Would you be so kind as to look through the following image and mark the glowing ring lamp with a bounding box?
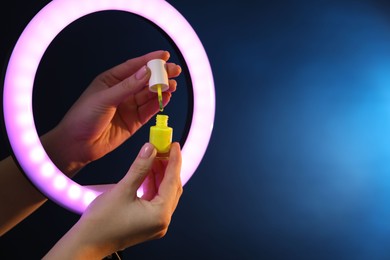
[3,0,215,214]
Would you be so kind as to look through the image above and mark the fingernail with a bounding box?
[139,143,154,158]
[164,51,170,60]
[135,65,148,80]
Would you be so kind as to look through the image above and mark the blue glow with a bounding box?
[204,1,390,259]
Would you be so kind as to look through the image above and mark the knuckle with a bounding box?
[177,185,183,197]
[96,72,118,86]
[153,212,171,231]
[154,228,168,239]
[119,77,132,90]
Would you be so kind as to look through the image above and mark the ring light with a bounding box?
[3,0,215,214]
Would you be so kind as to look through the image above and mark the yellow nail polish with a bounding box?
[149,114,173,158]
[157,84,164,112]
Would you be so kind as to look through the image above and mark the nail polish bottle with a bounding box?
[149,114,173,159]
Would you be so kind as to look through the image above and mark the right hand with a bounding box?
[71,142,183,258]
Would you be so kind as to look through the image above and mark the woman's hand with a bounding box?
[43,142,183,259]
[42,50,182,175]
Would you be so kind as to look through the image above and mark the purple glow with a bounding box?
[3,0,215,214]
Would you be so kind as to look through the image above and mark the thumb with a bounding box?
[119,143,156,195]
[102,65,150,106]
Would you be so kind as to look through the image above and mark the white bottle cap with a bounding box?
[147,59,169,92]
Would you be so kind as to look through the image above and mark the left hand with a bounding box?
[43,50,181,175]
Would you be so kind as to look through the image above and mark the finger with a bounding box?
[152,143,183,211]
[99,62,179,107]
[166,63,182,78]
[98,50,170,86]
[118,143,157,196]
[168,79,178,92]
[133,79,177,109]
[100,65,150,107]
[140,169,157,201]
[141,159,166,201]
[131,62,180,99]
[154,159,166,191]
[137,92,172,124]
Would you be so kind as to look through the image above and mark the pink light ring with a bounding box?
[3,0,215,214]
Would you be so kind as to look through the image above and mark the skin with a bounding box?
[42,50,181,176]
[0,50,183,257]
[43,142,183,259]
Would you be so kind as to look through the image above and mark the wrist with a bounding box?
[40,126,88,178]
[43,220,115,260]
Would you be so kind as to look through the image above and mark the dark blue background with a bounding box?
[2,0,390,259]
